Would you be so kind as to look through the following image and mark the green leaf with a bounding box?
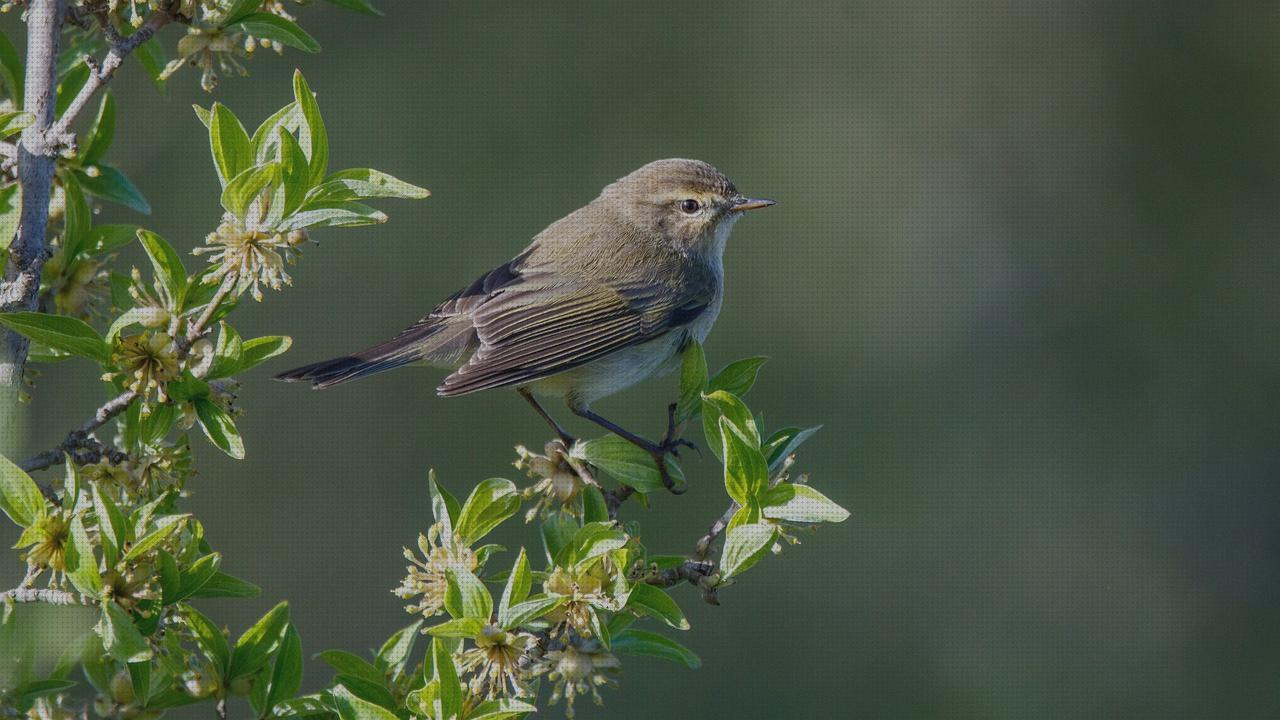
[278,201,387,231]
[188,571,262,599]
[431,639,462,720]
[0,452,46,527]
[59,171,91,260]
[122,515,186,563]
[0,183,20,254]
[721,416,769,506]
[81,92,115,165]
[708,356,768,398]
[677,340,708,421]
[330,685,397,720]
[264,622,302,707]
[467,698,540,720]
[99,602,152,663]
[625,584,690,630]
[762,483,850,523]
[762,425,821,471]
[228,14,320,53]
[12,679,77,710]
[317,650,385,687]
[566,522,628,566]
[498,595,566,630]
[0,312,108,364]
[321,0,383,16]
[540,515,576,566]
[291,70,328,184]
[79,166,150,214]
[228,601,290,681]
[0,29,24,105]
[222,0,265,24]
[455,477,521,545]
[182,603,229,674]
[572,435,681,493]
[65,514,103,596]
[582,484,609,524]
[425,617,484,638]
[444,566,492,621]
[237,335,292,373]
[428,470,459,534]
[195,398,246,459]
[701,390,759,462]
[173,553,222,603]
[277,126,312,218]
[208,103,253,189]
[127,660,150,708]
[157,550,180,602]
[612,629,701,669]
[250,102,300,164]
[497,547,532,619]
[204,322,242,380]
[221,163,279,219]
[85,224,141,255]
[720,523,777,578]
[93,484,126,568]
[314,168,429,201]
[333,676,397,712]
[133,37,166,92]
[0,110,32,139]
[374,619,422,676]
[135,229,187,309]
[55,63,88,117]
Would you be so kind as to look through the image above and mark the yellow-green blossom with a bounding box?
[393,522,477,620]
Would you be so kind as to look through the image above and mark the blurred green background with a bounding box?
[6,0,1280,717]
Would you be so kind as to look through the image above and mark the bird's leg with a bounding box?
[568,402,693,494]
[519,388,575,445]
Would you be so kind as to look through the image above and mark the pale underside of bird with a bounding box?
[276,158,774,491]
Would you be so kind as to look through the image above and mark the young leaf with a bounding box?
[204,323,243,380]
[135,229,187,309]
[315,168,428,200]
[291,71,328,184]
[65,514,103,596]
[277,126,313,218]
[611,629,701,669]
[0,110,31,139]
[0,312,108,364]
[425,617,485,639]
[122,515,186,563]
[278,202,387,231]
[625,584,690,630]
[375,619,423,676]
[330,685,397,720]
[540,516,576,566]
[221,163,279,219]
[762,425,821,471]
[701,390,759,462]
[99,602,152,663]
[322,0,383,16]
[454,477,521,545]
[468,698,540,720]
[428,470,460,534]
[208,103,253,188]
[0,29,23,104]
[721,416,768,506]
[81,92,115,166]
[195,398,246,459]
[708,356,768,398]
[444,566,492,621]
[0,452,46,527]
[222,0,265,25]
[85,224,141,255]
[228,601,290,681]
[187,571,262,599]
[431,639,462,720]
[229,15,321,54]
[720,523,777,578]
[0,183,20,254]
[762,483,850,523]
[317,650,386,688]
[497,547,532,619]
[581,485,609,524]
[236,335,292,373]
[181,603,229,674]
[677,340,708,422]
[93,484,126,568]
[173,553,222,602]
[133,37,166,92]
[498,595,566,630]
[571,435,678,493]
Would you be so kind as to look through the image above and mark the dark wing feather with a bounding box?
[436,276,713,396]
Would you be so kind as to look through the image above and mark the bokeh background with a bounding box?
[6,1,1280,717]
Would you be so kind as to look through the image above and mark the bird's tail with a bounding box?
[275,318,473,389]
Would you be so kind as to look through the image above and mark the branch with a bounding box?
[20,275,237,474]
[0,0,62,389]
[1,586,95,606]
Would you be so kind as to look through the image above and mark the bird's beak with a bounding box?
[731,197,777,212]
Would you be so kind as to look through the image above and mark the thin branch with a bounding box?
[1,586,96,606]
[46,10,173,145]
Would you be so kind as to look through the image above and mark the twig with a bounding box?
[20,275,238,474]
[46,10,173,145]
[0,0,62,389]
[1,586,96,606]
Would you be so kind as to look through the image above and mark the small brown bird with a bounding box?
[276,159,774,490]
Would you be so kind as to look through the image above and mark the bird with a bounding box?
[275,158,775,491]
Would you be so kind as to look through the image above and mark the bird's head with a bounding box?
[599,159,775,253]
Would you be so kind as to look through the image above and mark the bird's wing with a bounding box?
[436,273,714,396]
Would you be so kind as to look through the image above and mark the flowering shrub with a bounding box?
[0,2,848,718]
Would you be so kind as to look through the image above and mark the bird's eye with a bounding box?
[679,199,701,214]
